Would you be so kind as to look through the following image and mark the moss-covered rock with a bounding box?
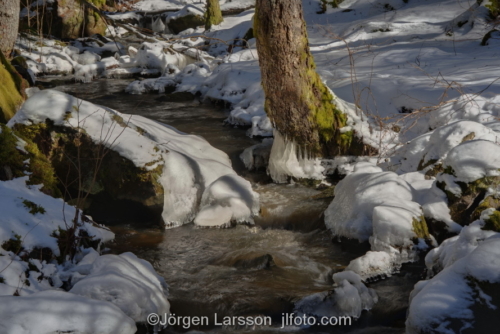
[437,173,500,226]
[486,0,500,18]
[12,123,62,197]
[56,0,107,39]
[84,7,108,37]
[0,51,26,123]
[318,0,345,13]
[0,125,26,180]
[0,123,61,197]
[412,215,431,240]
[12,121,164,216]
[167,14,205,34]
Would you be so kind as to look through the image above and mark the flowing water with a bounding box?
[53,79,419,334]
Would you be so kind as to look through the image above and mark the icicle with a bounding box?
[267,129,324,183]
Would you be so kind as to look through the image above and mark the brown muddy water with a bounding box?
[53,79,416,334]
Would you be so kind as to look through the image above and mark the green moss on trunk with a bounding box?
[205,0,223,30]
[254,0,361,157]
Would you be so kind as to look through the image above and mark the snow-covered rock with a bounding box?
[425,220,497,277]
[0,290,137,334]
[325,166,426,243]
[407,234,500,334]
[325,164,434,278]
[439,140,500,187]
[69,252,170,322]
[387,120,500,174]
[0,176,168,332]
[8,89,259,228]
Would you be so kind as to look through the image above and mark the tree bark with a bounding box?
[254,0,352,157]
[205,0,223,30]
[0,0,20,56]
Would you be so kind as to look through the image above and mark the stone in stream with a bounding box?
[232,253,275,270]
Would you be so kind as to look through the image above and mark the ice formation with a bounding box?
[295,271,378,320]
[267,130,325,183]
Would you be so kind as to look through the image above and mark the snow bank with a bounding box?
[0,290,137,334]
[441,140,500,186]
[295,271,378,320]
[402,171,460,233]
[194,174,259,226]
[0,177,113,257]
[8,90,259,227]
[0,177,168,332]
[133,0,255,13]
[69,252,170,322]
[387,121,500,174]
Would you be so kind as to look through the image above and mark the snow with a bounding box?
[132,0,255,14]
[194,174,259,226]
[0,290,137,334]
[346,251,398,281]
[442,140,500,184]
[325,167,420,242]
[0,177,167,333]
[9,0,500,329]
[324,165,436,277]
[295,271,378,320]
[0,177,113,257]
[407,234,500,334]
[69,252,170,322]
[0,177,169,334]
[425,220,498,277]
[386,120,500,174]
[8,90,259,227]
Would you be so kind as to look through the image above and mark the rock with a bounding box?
[232,253,275,270]
[436,140,500,226]
[407,235,500,334]
[11,121,164,220]
[56,0,107,39]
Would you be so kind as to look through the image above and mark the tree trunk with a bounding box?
[205,0,223,30]
[0,0,20,56]
[254,0,352,157]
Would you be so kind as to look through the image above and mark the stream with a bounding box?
[53,79,421,334]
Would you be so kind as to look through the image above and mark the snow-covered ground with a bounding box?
[0,177,168,333]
